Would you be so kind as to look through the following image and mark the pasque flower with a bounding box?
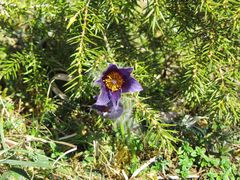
[92,64,142,118]
[92,101,123,119]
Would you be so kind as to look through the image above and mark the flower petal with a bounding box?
[122,77,143,93]
[92,101,123,119]
[103,64,118,76]
[106,103,123,119]
[95,64,119,85]
[109,90,122,108]
[95,78,102,85]
[119,67,133,79]
[95,86,110,105]
[92,104,109,112]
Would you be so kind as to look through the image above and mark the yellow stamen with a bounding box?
[103,71,124,92]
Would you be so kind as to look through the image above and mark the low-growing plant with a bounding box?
[0,0,239,178]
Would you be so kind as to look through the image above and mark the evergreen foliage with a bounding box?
[0,0,239,178]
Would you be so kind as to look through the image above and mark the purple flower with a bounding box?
[93,64,142,117]
[92,101,124,119]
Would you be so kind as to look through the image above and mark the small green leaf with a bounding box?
[0,168,30,180]
[0,159,53,169]
[67,12,80,30]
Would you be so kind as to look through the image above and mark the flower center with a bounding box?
[103,71,124,92]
